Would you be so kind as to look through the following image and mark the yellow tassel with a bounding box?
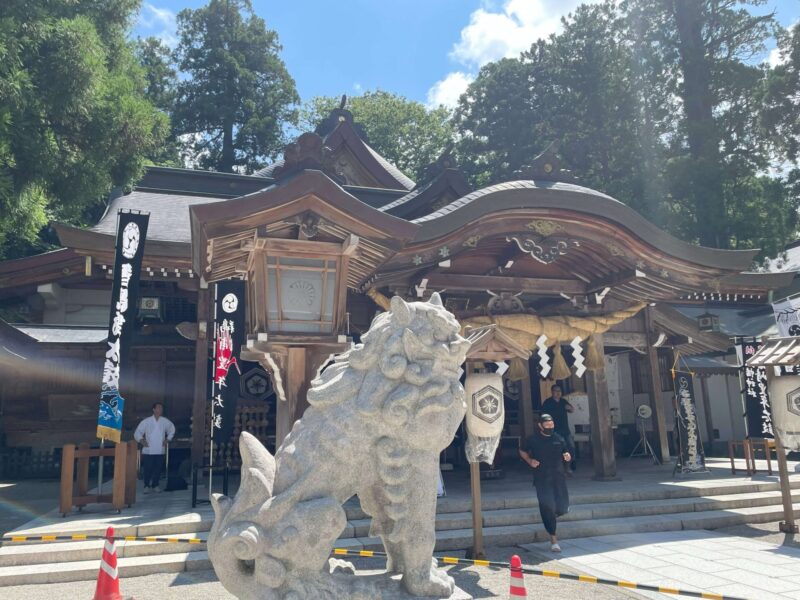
[586,335,605,371]
[507,357,529,381]
[551,342,571,380]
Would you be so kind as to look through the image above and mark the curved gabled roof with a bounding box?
[380,167,472,219]
[256,109,414,191]
[410,179,759,271]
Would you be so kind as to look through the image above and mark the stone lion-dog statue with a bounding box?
[208,293,471,599]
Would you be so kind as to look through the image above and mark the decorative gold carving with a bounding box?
[526,220,564,237]
[463,235,483,248]
[507,235,578,264]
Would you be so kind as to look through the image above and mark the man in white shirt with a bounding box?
[134,402,175,493]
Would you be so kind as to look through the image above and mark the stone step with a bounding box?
[341,477,800,519]
[0,532,209,567]
[8,486,796,565]
[350,503,800,552]
[4,502,799,587]
[344,488,800,536]
[0,550,211,587]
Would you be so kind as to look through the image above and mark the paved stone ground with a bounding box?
[0,545,640,599]
[0,480,61,535]
[536,528,800,600]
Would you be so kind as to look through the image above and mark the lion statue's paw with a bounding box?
[403,563,456,598]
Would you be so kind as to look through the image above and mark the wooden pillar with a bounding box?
[468,462,485,559]
[585,335,617,480]
[519,359,536,441]
[645,308,671,462]
[191,285,210,466]
[276,347,308,447]
[519,378,535,441]
[775,431,799,533]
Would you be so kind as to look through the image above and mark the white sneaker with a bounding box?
[550,543,561,553]
[143,486,151,495]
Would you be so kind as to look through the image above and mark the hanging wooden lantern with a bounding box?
[464,371,505,464]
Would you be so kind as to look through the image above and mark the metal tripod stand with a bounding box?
[629,416,660,464]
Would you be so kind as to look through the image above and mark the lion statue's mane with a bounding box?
[208,293,471,599]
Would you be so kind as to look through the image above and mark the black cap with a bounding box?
[540,413,554,422]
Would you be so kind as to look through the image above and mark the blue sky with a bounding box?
[135,0,800,108]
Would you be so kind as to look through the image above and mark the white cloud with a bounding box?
[426,72,475,108]
[138,3,178,47]
[427,0,591,108]
[451,0,564,68]
[769,21,798,67]
[769,47,786,67]
[353,82,363,94]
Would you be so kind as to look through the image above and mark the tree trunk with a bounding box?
[221,120,235,173]
[672,0,726,248]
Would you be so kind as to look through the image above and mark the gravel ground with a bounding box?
[1,544,642,599]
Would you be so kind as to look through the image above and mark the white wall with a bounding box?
[41,287,111,325]
[609,350,748,445]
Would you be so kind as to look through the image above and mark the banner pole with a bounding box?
[98,438,104,495]
[209,284,217,499]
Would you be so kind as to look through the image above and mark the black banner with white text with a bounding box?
[673,371,707,472]
[211,280,246,443]
[738,341,774,439]
[97,211,149,442]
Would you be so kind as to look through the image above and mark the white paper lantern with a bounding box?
[464,371,505,463]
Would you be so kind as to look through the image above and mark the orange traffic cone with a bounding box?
[93,526,123,600]
[509,554,527,598]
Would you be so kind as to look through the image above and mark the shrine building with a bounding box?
[0,107,794,480]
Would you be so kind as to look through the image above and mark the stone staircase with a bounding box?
[2,468,800,586]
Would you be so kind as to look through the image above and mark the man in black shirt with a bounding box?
[519,414,571,552]
[541,384,576,473]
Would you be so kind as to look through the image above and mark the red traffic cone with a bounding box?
[509,554,527,598]
[93,527,123,600]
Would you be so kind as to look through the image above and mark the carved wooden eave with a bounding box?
[0,248,86,294]
[464,324,531,362]
[190,169,418,287]
[369,180,784,306]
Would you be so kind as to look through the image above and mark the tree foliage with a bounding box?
[454,0,799,259]
[0,0,168,259]
[172,0,298,173]
[300,91,455,181]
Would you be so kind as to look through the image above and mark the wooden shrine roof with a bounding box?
[380,167,472,220]
[190,169,418,286]
[747,337,800,367]
[256,108,415,190]
[464,324,531,361]
[650,305,732,355]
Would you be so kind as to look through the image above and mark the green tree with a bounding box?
[172,0,298,173]
[454,3,671,221]
[0,0,168,259]
[762,22,800,164]
[300,91,455,181]
[134,36,181,167]
[635,0,781,249]
[453,0,797,258]
[135,37,176,113]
